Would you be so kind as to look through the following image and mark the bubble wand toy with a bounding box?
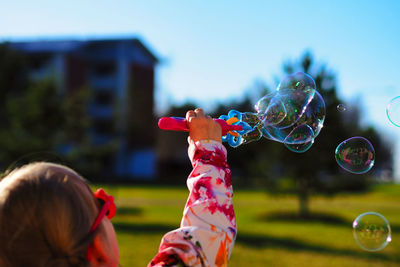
[158,72,326,152]
[158,116,251,142]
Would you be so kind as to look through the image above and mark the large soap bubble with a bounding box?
[277,71,316,94]
[255,93,287,126]
[258,72,317,130]
[353,212,391,252]
[386,96,400,127]
[257,89,325,153]
[219,72,325,151]
[283,124,315,153]
[335,137,375,174]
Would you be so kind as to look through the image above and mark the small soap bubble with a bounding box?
[337,104,346,112]
[241,112,260,128]
[386,96,400,127]
[353,212,391,252]
[255,93,287,127]
[335,137,375,174]
[263,98,287,126]
[240,112,263,144]
[242,126,263,144]
[283,124,315,153]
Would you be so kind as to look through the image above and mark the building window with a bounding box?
[93,119,114,135]
[94,91,114,106]
[29,54,51,70]
[91,62,115,76]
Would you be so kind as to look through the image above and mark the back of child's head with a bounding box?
[0,162,100,267]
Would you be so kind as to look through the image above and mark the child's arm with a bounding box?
[149,109,236,267]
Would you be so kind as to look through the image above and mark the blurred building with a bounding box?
[9,38,158,179]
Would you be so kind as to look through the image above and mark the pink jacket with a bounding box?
[149,140,236,267]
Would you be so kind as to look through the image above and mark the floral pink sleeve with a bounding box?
[148,140,236,267]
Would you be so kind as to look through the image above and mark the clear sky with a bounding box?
[1,0,400,179]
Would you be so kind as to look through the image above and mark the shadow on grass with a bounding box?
[259,211,400,232]
[391,224,400,233]
[114,221,176,234]
[236,232,400,263]
[258,211,349,225]
[114,221,399,263]
[116,206,143,216]
[258,210,400,243]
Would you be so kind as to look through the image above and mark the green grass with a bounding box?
[97,184,400,266]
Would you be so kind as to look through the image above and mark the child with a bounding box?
[0,108,236,267]
[149,108,236,266]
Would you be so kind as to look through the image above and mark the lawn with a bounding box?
[97,183,400,266]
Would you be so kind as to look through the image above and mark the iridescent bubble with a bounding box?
[263,72,317,129]
[242,126,263,144]
[242,72,325,152]
[241,112,261,128]
[283,124,315,153]
[335,137,375,174]
[386,96,400,127]
[263,98,287,126]
[353,212,391,252]
[277,72,316,93]
[273,89,314,129]
[260,90,325,147]
[240,112,263,144]
[337,104,346,112]
[255,92,287,127]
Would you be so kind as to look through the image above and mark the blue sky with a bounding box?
[1,0,400,179]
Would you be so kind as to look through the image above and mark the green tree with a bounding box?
[0,43,66,167]
[0,44,117,179]
[211,51,392,218]
[267,52,392,217]
[60,86,118,180]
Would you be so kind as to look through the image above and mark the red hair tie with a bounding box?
[89,188,116,233]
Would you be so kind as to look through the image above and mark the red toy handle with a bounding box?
[158,117,242,136]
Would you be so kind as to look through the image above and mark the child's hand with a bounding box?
[186,108,222,143]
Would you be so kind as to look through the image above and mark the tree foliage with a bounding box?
[0,44,117,180]
[0,44,64,167]
[262,52,392,216]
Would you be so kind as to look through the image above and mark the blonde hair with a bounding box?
[0,162,100,267]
